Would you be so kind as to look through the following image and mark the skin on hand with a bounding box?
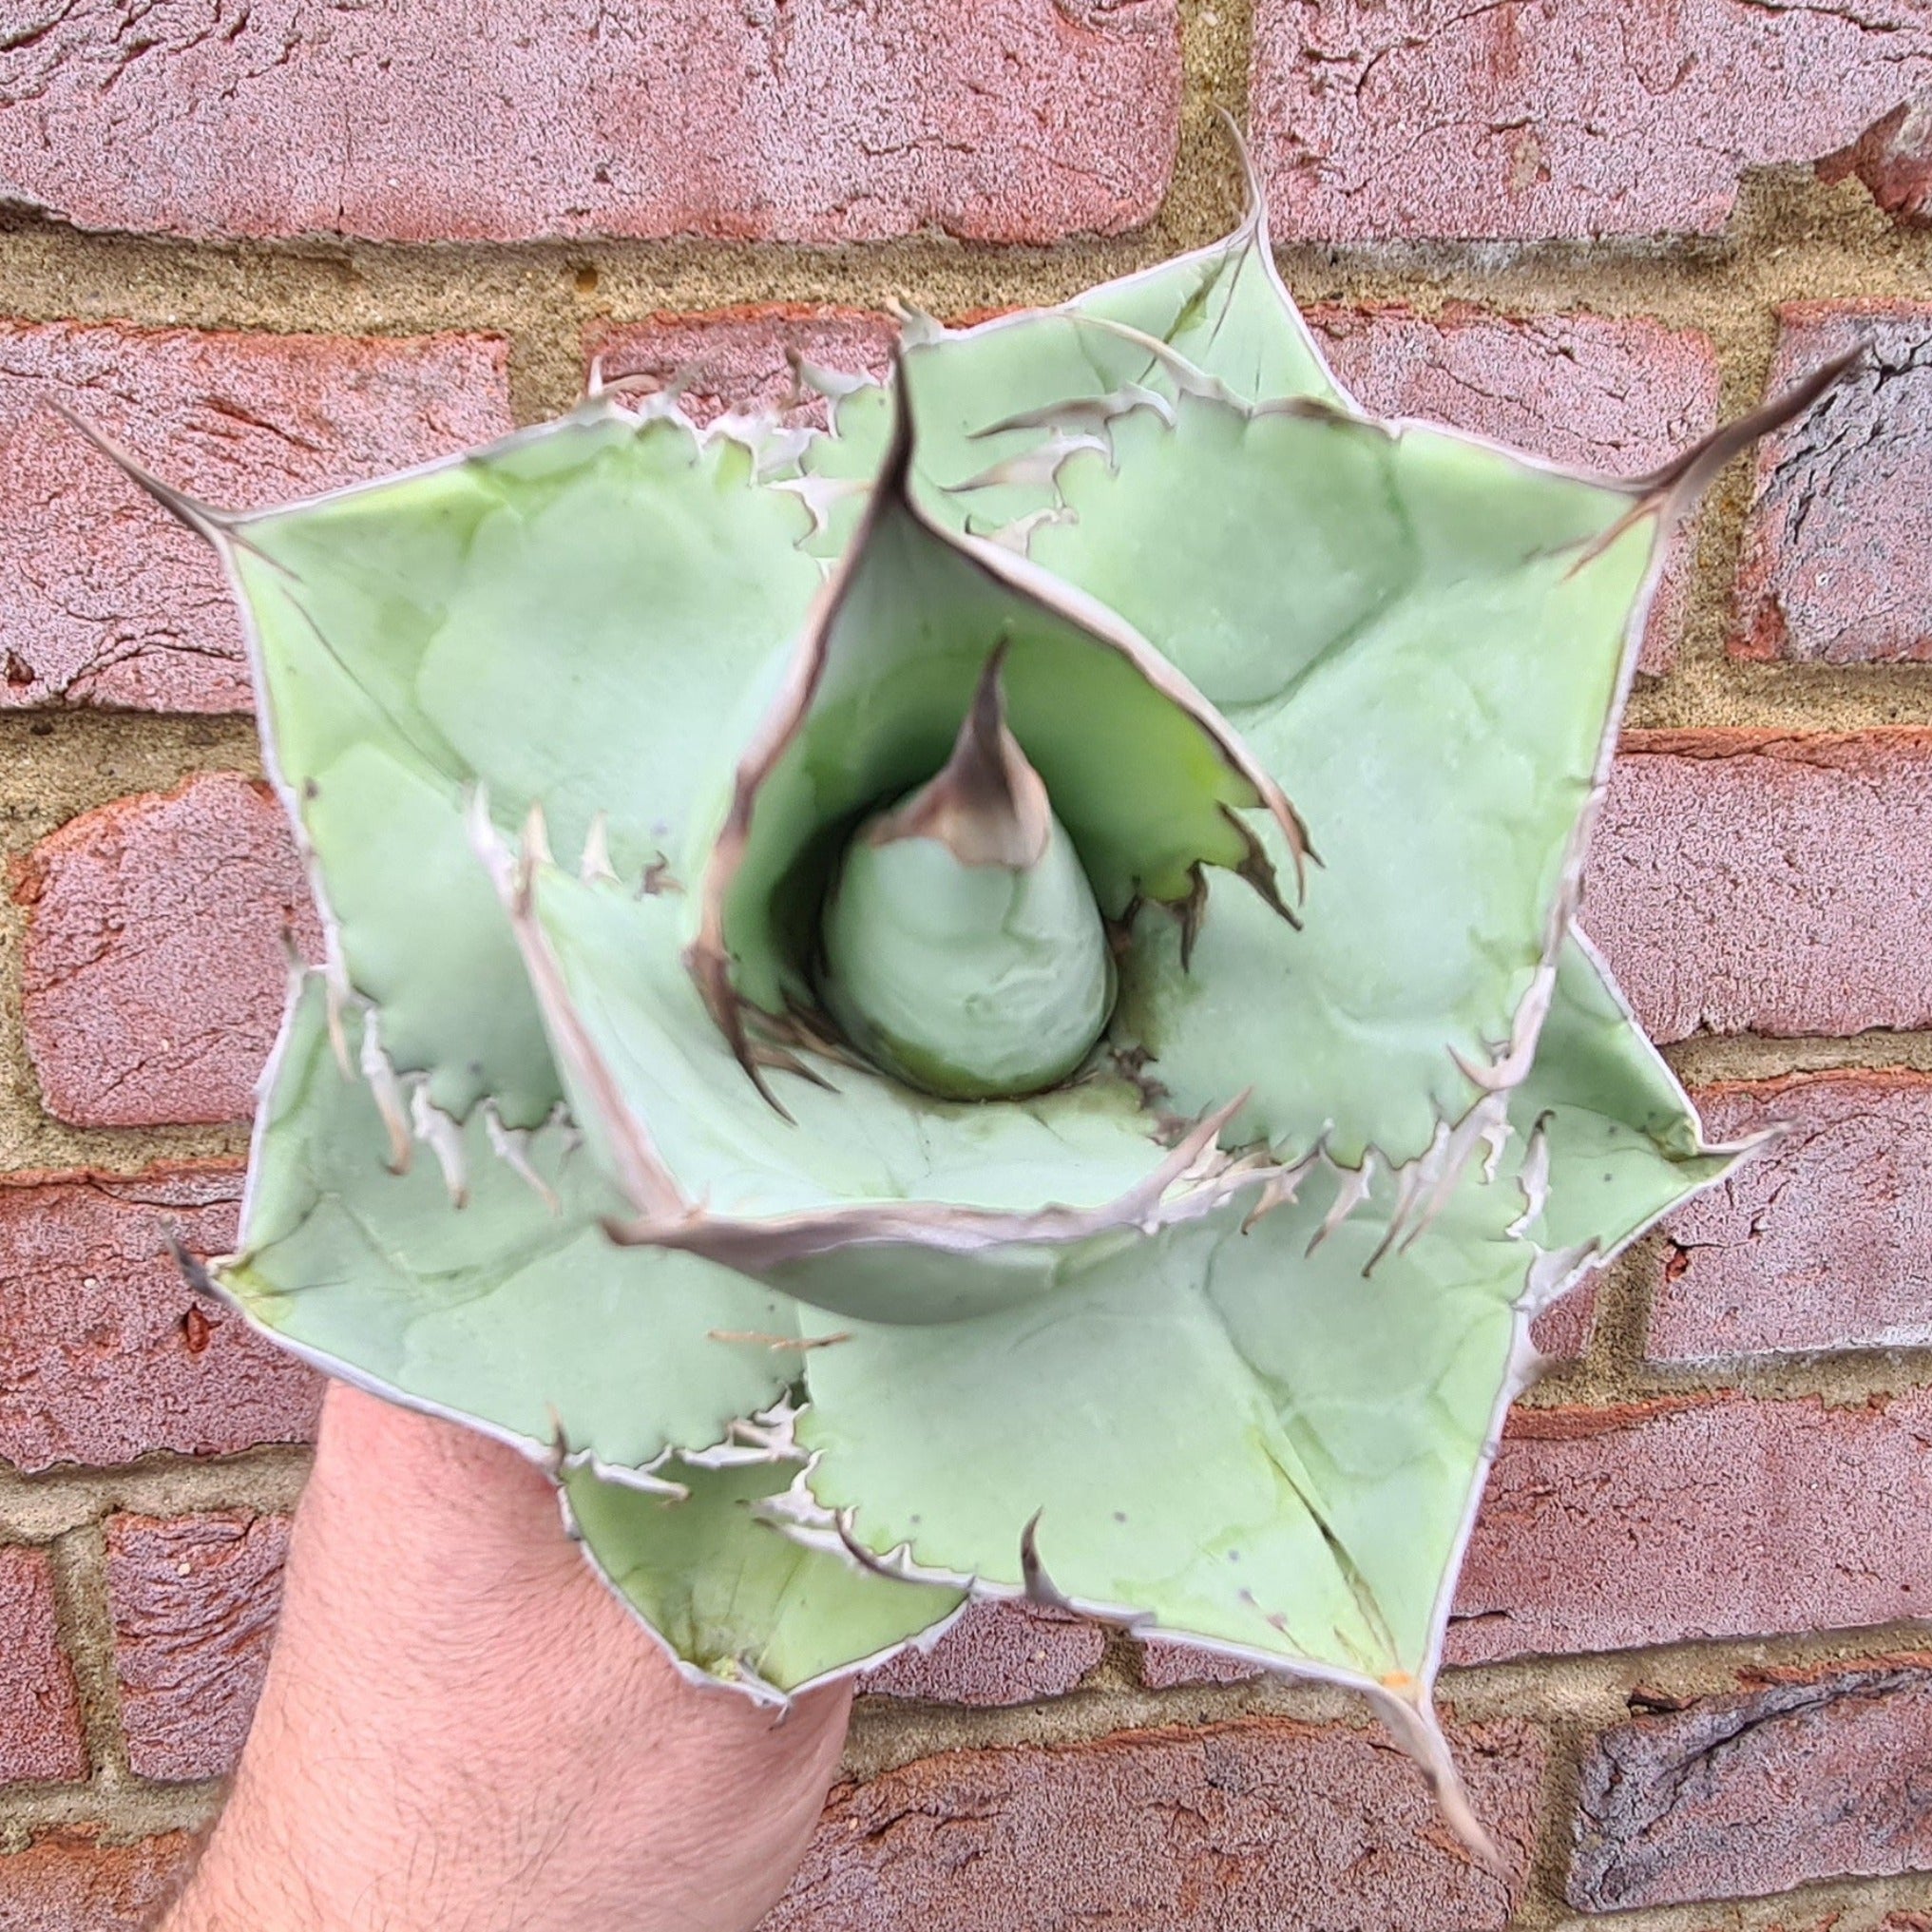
[162,1383,851,1932]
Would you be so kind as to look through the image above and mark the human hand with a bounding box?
[161,1381,851,1932]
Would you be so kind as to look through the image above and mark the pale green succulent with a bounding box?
[74,167,1844,1852]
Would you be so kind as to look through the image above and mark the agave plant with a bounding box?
[70,166,1842,1852]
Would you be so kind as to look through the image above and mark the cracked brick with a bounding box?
[861,1601,1106,1706]
[106,1512,289,1783]
[1582,731,1932,1043]
[1313,306,1719,671]
[0,1828,197,1930]
[1253,0,1932,241]
[1820,90,1932,224]
[17,773,318,1129]
[0,1546,86,1786]
[0,1167,320,1474]
[1651,1071,1932,1358]
[0,322,511,711]
[1732,302,1932,663]
[761,1716,1544,1932]
[1449,1391,1932,1661]
[1570,1658,1932,1909]
[0,1,1179,245]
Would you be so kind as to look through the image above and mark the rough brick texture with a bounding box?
[0,324,511,712]
[1313,306,1717,671]
[1571,1659,1932,1909]
[105,1512,288,1783]
[585,308,898,425]
[1820,94,1932,227]
[0,1830,197,1932]
[0,2,1179,246]
[1652,1071,1932,1359]
[762,1717,1544,1932]
[1732,304,1932,664]
[18,774,317,1129]
[1449,1392,1932,1662]
[1583,732,1932,1043]
[0,1168,320,1474]
[0,1548,86,1787]
[1252,0,1932,241]
[861,1602,1105,1706]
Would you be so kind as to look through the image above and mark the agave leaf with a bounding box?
[563,1456,965,1701]
[502,856,1269,1320]
[212,407,822,1125]
[1033,392,1658,1168]
[219,977,795,1473]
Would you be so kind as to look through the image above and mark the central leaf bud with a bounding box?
[819,652,1115,1101]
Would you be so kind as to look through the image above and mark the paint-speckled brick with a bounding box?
[0,1,1179,245]
[0,1830,197,1930]
[861,1602,1105,1707]
[0,323,511,711]
[0,1547,86,1787]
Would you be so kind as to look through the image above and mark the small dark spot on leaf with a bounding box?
[1113,1510,1127,1523]
[302,777,319,800]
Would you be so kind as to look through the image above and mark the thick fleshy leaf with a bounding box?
[218,406,821,1124]
[696,391,1304,1043]
[1041,394,1657,1168]
[220,976,794,1473]
[504,856,1266,1321]
[564,1456,964,1700]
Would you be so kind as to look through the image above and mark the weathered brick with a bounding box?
[0,1168,320,1474]
[861,1602,1105,1707]
[1313,306,1718,671]
[1252,0,1932,241]
[762,1716,1544,1932]
[1449,1392,1932,1662]
[0,2,1179,246]
[17,774,317,1129]
[0,1829,197,1931]
[1570,1657,1932,1910]
[1530,1278,1597,1361]
[0,323,511,711]
[1732,304,1932,664]
[0,1548,85,1786]
[1652,1071,1932,1359]
[105,1512,288,1783]
[584,308,898,426]
[1820,93,1932,228]
[1583,732,1932,1043]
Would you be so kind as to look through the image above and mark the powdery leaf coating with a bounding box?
[1570,1658,1932,1909]
[1449,1392,1932,1662]
[0,0,1179,245]
[105,1512,289,1784]
[0,1547,86,1785]
[1584,732,1932,1043]
[1252,0,1932,242]
[1651,1071,1932,1359]
[0,1168,321,1474]
[17,774,320,1128]
[0,323,511,711]
[1732,303,1932,664]
[765,1717,1545,1932]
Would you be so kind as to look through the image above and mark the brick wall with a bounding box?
[1,3,1928,1927]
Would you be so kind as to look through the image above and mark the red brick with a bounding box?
[17,775,317,1129]
[0,1830,197,1932]
[585,308,899,426]
[1313,307,1718,672]
[105,1512,288,1783]
[0,1168,320,1474]
[0,3,1178,246]
[1651,1072,1932,1360]
[0,323,511,712]
[1252,0,1932,241]
[762,1716,1544,1932]
[1449,1392,1932,1662]
[1583,732,1932,1043]
[860,1602,1105,1707]
[1529,1277,1597,1362]
[0,1548,85,1786]
[1570,1657,1932,1909]
[1732,304,1932,665]
[1135,1639,1266,1691]
[1820,93,1932,228]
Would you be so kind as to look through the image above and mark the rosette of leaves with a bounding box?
[72,168,1844,1850]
